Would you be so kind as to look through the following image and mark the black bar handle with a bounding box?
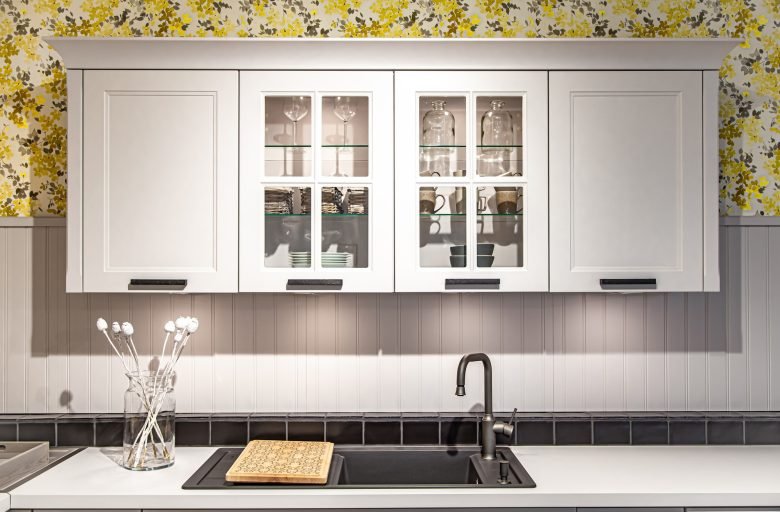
[128,279,187,291]
[286,279,343,291]
[445,278,500,290]
[600,278,657,290]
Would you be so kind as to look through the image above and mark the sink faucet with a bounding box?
[455,353,515,460]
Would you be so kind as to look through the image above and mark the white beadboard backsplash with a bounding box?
[0,225,778,414]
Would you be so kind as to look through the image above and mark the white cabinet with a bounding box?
[549,71,704,292]
[239,71,394,292]
[49,38,736,294]
[395,71,548,292]
[80,70,238,292]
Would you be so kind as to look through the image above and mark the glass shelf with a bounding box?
[264,213,368,217]
[322,144,369,148]
[477,145,523,148]
[419,144,467,149]
[419,213,524,217]
[265,144,312,148]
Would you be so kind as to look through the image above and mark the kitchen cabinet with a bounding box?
[549,71,708,292]
[79,70,238,293]
[395,71,548,292]
[239,71,394,292]
[49,38,737,294]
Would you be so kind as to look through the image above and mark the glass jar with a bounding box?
[123,371,175,471]
[421,100,456,177]
[479,100,514,177]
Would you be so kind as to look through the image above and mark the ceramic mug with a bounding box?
[476,187,488,213]
[420,187,445,214]
[495,187,519,214]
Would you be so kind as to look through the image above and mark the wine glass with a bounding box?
[283,96,309,148]
[333,96,357,146]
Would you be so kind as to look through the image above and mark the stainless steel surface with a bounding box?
[0,443,81,492]
[455,353,514,460]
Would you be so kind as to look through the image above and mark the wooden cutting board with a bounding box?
[225,440,334,484]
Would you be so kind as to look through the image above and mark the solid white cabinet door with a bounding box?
[395,71,548,292]
[549,71,703,292]
[83,70,238,292]
[239,71,394,292]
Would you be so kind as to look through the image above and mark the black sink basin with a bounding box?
[182,445,535,489]
[334,446,535,488]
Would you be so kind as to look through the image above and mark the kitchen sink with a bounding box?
[335,446,535,488]
[183,445,535,489]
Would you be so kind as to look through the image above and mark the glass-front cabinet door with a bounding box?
[240,72,393,292]
[395,72,548,292]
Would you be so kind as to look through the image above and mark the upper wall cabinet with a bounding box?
[239,71,394,292]
[49,37,738,293]
[549,71,705,292]
[81,70,238,293]
[395,71,548,292]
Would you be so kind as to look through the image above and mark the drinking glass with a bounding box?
[283,96,309,149]
[333,96,357,146]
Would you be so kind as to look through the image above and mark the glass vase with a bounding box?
[421,100,456,177]
[479,100,514,177]
[123,371,175,471]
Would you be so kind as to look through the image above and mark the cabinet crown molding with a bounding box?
[45,37,740,71]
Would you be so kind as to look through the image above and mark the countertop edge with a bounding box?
[9,492,780,509]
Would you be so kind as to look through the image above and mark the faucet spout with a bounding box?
[455,353,493,416]
[456,352,511,460]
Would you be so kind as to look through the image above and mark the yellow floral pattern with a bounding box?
[0,0,777,216]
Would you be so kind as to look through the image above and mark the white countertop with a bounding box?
[9,446,780,509]
[0,493,9,512]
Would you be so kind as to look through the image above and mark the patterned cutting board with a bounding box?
[225,440,335,484]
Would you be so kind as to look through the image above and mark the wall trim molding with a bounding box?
[0,217,66,227]
[45,36,740,71]
[720,216,780,226]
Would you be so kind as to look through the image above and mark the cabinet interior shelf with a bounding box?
[419,213,523,217]
[265,213,368,217]
[265,144,370,148]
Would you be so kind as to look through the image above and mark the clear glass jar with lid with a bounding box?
[420,100,456,177]
[479,100,514,177]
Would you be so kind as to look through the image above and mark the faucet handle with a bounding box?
[494,408,517,438]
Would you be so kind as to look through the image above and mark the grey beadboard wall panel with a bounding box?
[1,225,780,413]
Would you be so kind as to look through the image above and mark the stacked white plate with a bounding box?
[288,251,311,268]
[321,252,354,268]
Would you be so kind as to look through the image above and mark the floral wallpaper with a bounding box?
[0,0,777,216]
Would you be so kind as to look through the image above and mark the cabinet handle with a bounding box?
[599,278,657,290]
[286,279,343,291]
[128,279,187,291]
[445,278,500,290]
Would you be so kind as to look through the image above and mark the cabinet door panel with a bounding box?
[83,70,238,292]
[239,71,394,292]
[550,71,703,292]
[395,71,548,292]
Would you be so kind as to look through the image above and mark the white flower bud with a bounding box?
[121,322,134,336]
[174,317,188,329]
[164,321,176,333]
[186,318,199,333]
[111,322,121,333]
[96,318,108,331]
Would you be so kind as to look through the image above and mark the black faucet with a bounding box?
[455,353,515,460]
